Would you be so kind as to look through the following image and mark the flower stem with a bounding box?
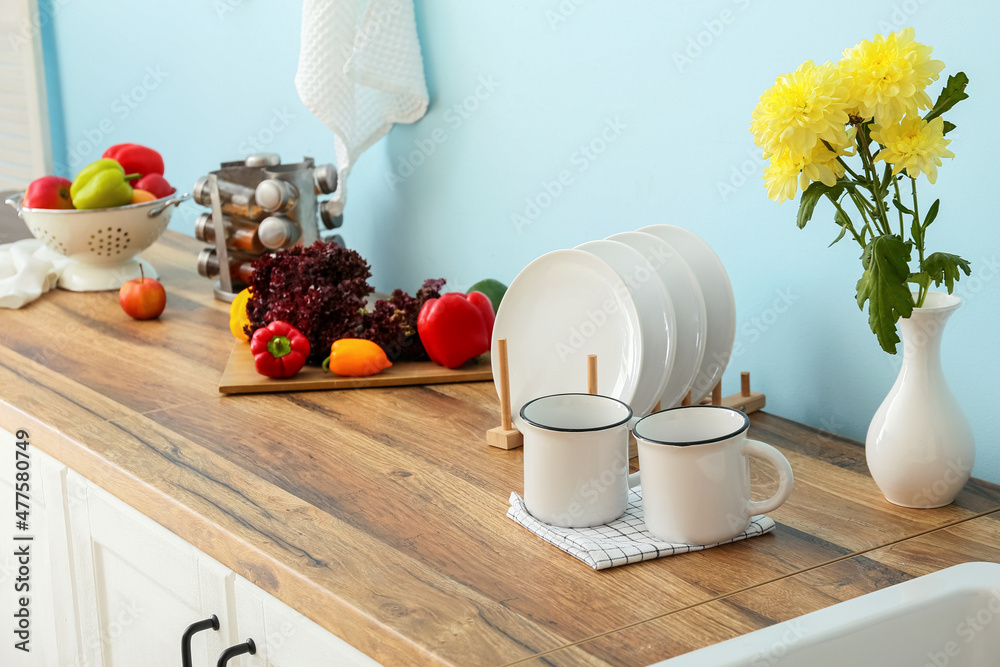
[892,173,905,237]
[827,195,866,248]
[856,124,891,236]
[837,156,865,183]
[911,178,927,307]
[843,186,876,243]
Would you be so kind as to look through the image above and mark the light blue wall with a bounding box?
[42,1,1000,480]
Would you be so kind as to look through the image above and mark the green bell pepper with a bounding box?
[70,159,139,210]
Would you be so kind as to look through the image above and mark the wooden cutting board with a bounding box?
[218,341,493,394]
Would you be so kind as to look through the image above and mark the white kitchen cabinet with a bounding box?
[0,426,382,667]
[66,469,235,667]
[233,576,381,667]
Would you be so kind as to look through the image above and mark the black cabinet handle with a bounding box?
[181,614,220,667]
[217,638,256,666]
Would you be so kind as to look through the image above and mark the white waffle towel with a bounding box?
[295,0,429,216]
[0,239,71,309]
[508,489,776,570]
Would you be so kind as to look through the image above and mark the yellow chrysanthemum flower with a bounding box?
[763,137,850,203]
[751,60,852,160]
[871,115,954,184]
[839,27,944,126]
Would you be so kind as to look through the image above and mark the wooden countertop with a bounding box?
[1,231,999,666]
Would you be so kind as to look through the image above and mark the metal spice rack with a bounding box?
[193,153,344,302]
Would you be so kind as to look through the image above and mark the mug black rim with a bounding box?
[520,392,633,433]
[633,405,749,446]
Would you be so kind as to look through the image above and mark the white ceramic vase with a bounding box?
[866,292,974,508]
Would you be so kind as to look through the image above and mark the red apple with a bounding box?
[24,176,74,209]
[134,173,175,199]
[119,270,166,320]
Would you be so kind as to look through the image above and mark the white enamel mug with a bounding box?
[632,406,794,545]
[520,393,633,528]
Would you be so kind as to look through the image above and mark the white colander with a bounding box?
[5,192,188,291]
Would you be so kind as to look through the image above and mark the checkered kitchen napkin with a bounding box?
[507,487,775,570]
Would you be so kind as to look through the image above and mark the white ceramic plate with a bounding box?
[576,239,675,417]
[492,249,644,430]
[608,231,708,408]
[639,225,735,403]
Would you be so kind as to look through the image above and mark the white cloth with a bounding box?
[0,239,71,309]
[295,0,429,216]
[507,490,776,570]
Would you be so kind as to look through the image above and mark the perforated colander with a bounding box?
[5,192,188,291]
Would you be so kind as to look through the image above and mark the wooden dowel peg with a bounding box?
[711,383,722,406]
[682,391,692,406]
[587,355,598,395]
[497,339,513,430]
[717,370,766,414]
[487,338,523,450]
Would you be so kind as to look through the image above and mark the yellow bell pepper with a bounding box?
[229,288,253,341]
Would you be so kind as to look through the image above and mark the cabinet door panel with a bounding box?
[68,470,233,666]
[234,575,381,667]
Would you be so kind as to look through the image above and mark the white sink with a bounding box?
[658,562,1000,666]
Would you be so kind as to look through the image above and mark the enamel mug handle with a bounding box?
[743,439,794,516]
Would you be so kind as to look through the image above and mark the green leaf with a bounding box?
[908,272,931,289]
[829,226,848,247]
[922,252,972,293]
[923,199,940,228]
[924,72,970,123]
[856,235,914,354]
[892,198,914,216]
[942,121,957,135]
[797,181,843,229]
[880,164,893,194]
[829,208,852,247]
[911,216,923,250]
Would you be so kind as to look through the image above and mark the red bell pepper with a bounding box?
[417,291,495,369]
[134,173,175,198]
[250,321,310,378]
[102,143,164,178]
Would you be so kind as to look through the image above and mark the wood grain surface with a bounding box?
[518,511,1000,666]
[0,232,998,666]
[219,340,493,394]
